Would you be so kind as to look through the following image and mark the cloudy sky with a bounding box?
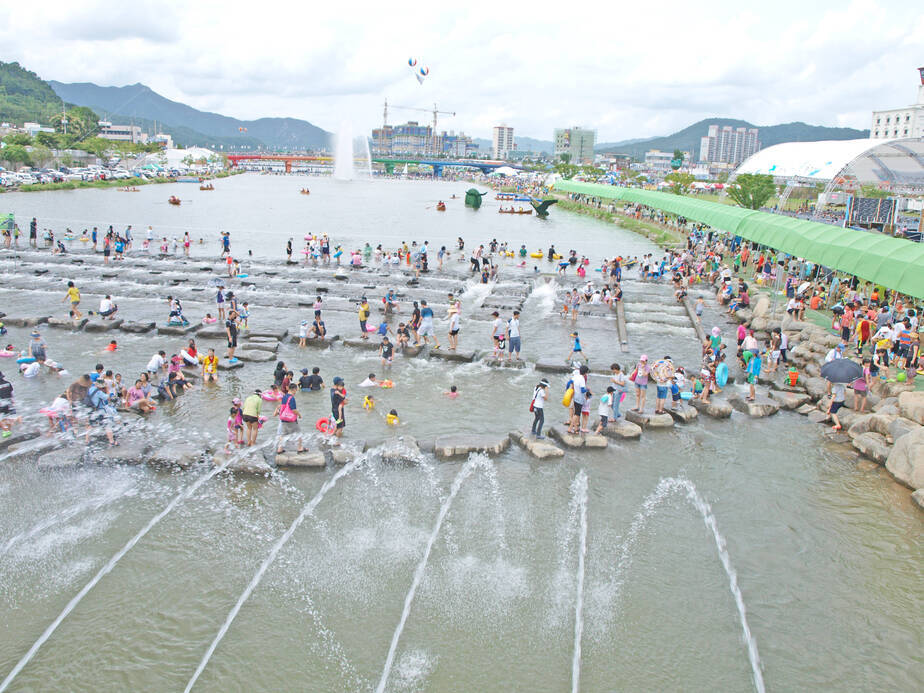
[1,0,921,141]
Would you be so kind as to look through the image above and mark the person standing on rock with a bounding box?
[418,300,440,349]
[274,383,305,455]
[631,355,650,413]
[63,281,83,320]
[225,310,239,362]
[530,378,549,439]
[358,297,371,340]
[29,218,37,248]
[610,363,627,419]
[447,304,460,351]
[505,310,521,362]
[330,377,347,439]
[241,390,263,446]
[568,365,589,434]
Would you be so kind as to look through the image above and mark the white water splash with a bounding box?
[0,444,256,693]
[570,470,589,693]
[183,456,364,692]
[374,453,491,693]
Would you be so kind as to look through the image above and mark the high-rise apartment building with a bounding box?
[492,125,515,159]
[699,125,759,165]
[554,127,596,165]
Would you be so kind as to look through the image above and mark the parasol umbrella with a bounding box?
[797,281,811,296]
[820,359,863,383]
[651,359,675,382]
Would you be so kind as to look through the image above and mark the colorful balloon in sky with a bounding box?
[408,58,428,84]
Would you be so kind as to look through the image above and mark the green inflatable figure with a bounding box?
[465,188,487,209]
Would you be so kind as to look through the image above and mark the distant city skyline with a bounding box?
[0,1,920,142]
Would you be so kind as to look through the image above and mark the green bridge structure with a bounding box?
[373,158,526,177]
[554,180,924,299]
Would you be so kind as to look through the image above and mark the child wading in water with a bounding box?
[594,386,615,434]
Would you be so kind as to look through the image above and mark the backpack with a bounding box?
[83,386,99,408]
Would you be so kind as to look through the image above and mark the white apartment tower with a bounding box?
[699,125,759,165]
[492,125,515,159]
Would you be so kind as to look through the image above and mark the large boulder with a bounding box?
[884,427,924,490]
[851,432,891,464]
[847,413,895,440]
[803,376,828,401]
[234,349,275,363]
[667,405,698,423]
[625,410,674,429]
[889,417,921,443]
[120,321,156,333]
[768,389,811,410]
[85,318,124,332]
[750,294,771,319]
[602,419,642,440]
[872,379,915,399]
[275,451,326,467]
[898,391,924,425]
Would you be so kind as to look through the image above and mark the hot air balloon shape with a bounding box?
[416,66,429,85]
[408,58,417,67]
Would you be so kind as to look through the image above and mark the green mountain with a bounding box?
[49,81,331,150]
[0,61,69,126]
[597,118,869,159]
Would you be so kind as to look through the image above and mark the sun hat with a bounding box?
[640,354,648,361]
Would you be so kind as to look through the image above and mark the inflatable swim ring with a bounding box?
[530,252,544,259]
[261,391,283,402]
[552,254,562,260]
[202,317,217,324]
[0,350,15,357]
[333,250,343,258]
[362,395,375,410]
[39,407,58,418]
[386,413,399,426]
[366,325,377,332]
[79,237,89,242]
[680,391,693,401]
[315,417,337,434]
[715,363,729,388]
[236,274,249,278]
[562,386,574,407]
[16,356,36,364]
[379,379,394,388]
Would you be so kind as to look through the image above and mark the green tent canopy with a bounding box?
[553,181,924,299]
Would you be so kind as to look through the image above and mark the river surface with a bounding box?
[0,175,920,692]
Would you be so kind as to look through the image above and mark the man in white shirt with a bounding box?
[146,350,167,375]
[505,310,521,362]
[98,295,118,319]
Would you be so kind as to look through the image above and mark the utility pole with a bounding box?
[62,100,66,136]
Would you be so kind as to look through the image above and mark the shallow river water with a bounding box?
[0,175,920,692]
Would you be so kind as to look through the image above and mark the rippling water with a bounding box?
[0,175,919,691]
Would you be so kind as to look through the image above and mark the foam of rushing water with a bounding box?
[0,446,256,693]
[183,455,364,692]
[462,277,494,309]
[526,277,559,317]
[333,121,355,181]
[374,453,490,693]
[570,470,589,693]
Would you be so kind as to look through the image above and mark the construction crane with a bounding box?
[383,98,456,155]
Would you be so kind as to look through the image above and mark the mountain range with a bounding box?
[48,81,331,150]
[595,118,869,159]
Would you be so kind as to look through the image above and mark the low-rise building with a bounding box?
[97,121,146,143]
[870,67,924,139]
[23,122,54,136]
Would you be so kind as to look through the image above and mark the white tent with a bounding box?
[494,165,518,176]
[141,147,218,169]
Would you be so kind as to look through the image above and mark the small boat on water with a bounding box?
[300,188,311,195]
[199,184,215,191]
[177,176,200,183]
[496,193,532,201]
[118,187,140,192]
[498,207,532,215]
[436,201,446,211]
[168,196,181,206]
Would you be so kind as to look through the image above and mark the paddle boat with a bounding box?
[436,201,446,211]
[300,189,311,195]
[168,196,181,206]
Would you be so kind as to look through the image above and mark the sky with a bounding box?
[1,0,922,142]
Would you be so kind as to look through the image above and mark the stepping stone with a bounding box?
[602,419,642,440]
[342,338,379,351]
[85,319,124,332]
[3,316,50,327]
[235,349,275,363]
[244,339,279,352]
[197,326,228,339]
[728,395,780,417]
[482,358,528,369]
[288,335,339,347]
[93,440,148,464]
[0,430,41,452]
[217,358,245,371]
[548,425,607,448]
[430,348,476,363]
[46,317,87,330]
[666,405,698,423]
[148,442,204,468]
[535,359,572,374]
[796,403,816,415]
[851,432,891,464]
[510,430,564,459]
[327,448,354,465]
[807,410,829,424]
[433,433,510,459]
[375,436,422,463]
[768,389,811,410]
[120,321,156,333]
[247,328,288,340]
[625,410,675,428]
[690,397,733,419]
[156,323,199,336]
[216,449,273,476]
[37,446,83,468]
[275,451,326,467]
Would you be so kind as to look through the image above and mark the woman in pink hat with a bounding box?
[632,354,650,412]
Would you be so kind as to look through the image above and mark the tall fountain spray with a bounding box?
[333,121,354,181]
